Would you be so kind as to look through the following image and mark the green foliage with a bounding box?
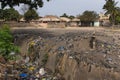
[115,15,120,24]
[0,9,5,19]
[69,15,75,19]
[103,0,119,25]
[79,11,99,22]
[60,13,75,19]
[115,8,120,24]
[24,9,39,22]
[0,24,19,60]
[0,0,50,9]
[60,13,69,18]
[0,8,20,21]
[4,8,20,21]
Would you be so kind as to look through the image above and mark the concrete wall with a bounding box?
[94,21,100,27]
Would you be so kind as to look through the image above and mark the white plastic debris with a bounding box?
[25,57,30,63]
[39,68,46,76]
[69,56,73,59]
[10,52,15,55]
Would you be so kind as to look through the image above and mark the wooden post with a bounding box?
[90,36,96,49]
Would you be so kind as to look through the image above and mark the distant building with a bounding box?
[99,13,110,21]
[17,13,111,27]
[60,17,80,27]
[39,15,66,28]
[19,17,26,22]
[60,17,71,22]
[59,17,71,27]
[99,13,110,26]
[39,15,60,23]
[70,18,80,27]
[94,21,100,27]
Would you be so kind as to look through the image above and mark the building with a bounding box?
[39,15,60,23]
[19,17,26,23]
[70,18,80,27]
[99,13,110,26]
[99,13,110,21]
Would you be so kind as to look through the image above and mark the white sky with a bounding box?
[36,0,120,16]
[1,0,120,16]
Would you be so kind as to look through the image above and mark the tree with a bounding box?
[0,0,50,9]
[60,13,75,19]
[0,9,5,19]
[3,8,20,21]
[0,24,19,60]
[115,9,120,24]
[116,16,120,24]
[103,0,119,25]
[24,9,39,22]
[69,15,75,19]
[0,8,20,21]
[79,11,99,22]
[60,13,69,18]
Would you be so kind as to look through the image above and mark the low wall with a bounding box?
[48,23,66,28]
[0,22,33,27]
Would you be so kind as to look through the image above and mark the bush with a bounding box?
[0,24,19,60]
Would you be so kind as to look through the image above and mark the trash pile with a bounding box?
[1,29,120,80]
[0,61,64,80]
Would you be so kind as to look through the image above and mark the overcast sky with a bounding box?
[1,0,120,16]
[37,0,105,16]
[36,0,120,16]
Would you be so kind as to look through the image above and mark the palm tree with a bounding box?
[103,0,119,25]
